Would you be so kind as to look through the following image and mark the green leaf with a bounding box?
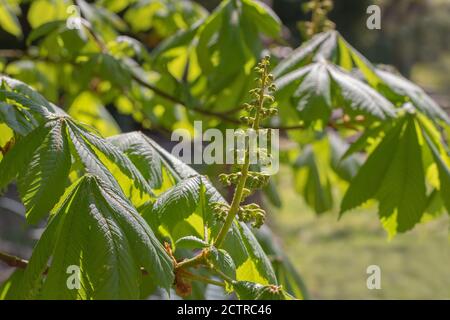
[376,69,450,125]
[71,122,151,195]
[294,144,333,214]
[341,123,387,160]
[0,90,53,119]
[327,64,396,120]
[341,116,428,236]
[209,247,236,280]
[0,122,50,191]
[27,20,64,45]
[329,132,362,181]
[255,226,308,299]
[0,101,38,135]
[25,175,174,299]
[175,236,209,250]
[275,61,396,125]
[144,176,217,238]
[231,223,277,284]
[27,0,70,28]
[17,118,71,224]
[81,54,132,88]
[0,0,22,37]
[241,0,281,38]
[273,31,332,77]
[293,63,332,123]
[153,24,200,58]
[273,30,381,88]
[422,130,450,215]
[108,132,166,189]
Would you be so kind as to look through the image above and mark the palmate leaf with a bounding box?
[151,0,281,110]
[108,131,194,190]
[273,30,380,86]
[421,126,450,215]
[20,175,174,299]
[340,114,443,236]
[275,61,396,125]
[272,31,448,127]
[0,115,152,223]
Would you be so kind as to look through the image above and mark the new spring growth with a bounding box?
[298,0,335,39]
[213,55,277,229]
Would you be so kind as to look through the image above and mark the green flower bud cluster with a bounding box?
[219,172,242,186]
[237,203,266,228]
[298,0,335,39]
[213,56,278,239]
[245,171,270,190]
[212,202,230,222]
[240,56,278,126]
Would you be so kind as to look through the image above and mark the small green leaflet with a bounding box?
[208,246,236,281]
[175,236,209,250]
[17,119,72,224]
[19,175,174,299]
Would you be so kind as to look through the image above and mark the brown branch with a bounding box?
[0,49,363,131]
[130,74,242,124]
[0,251,29,269]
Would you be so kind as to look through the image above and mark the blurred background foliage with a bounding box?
[0,0,449,299]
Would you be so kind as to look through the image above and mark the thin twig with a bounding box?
[0,251,29,269]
